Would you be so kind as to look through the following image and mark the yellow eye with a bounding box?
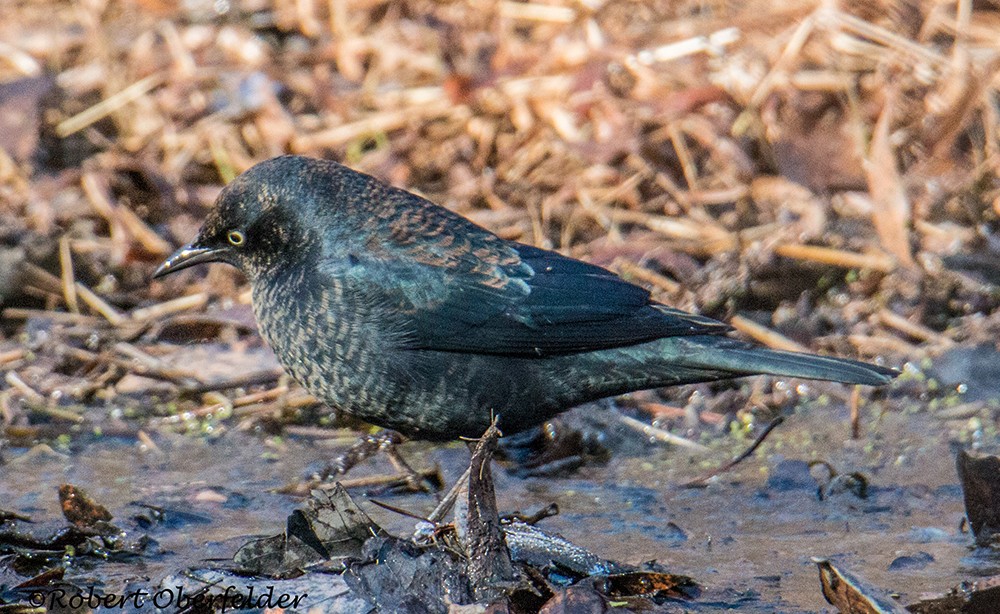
[227,230,245,246]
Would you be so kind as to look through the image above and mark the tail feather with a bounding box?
[674,337,897,386]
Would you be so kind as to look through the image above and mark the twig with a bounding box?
[56,72,164,137]
[59,345,199,386]
[58,236,79,314]
[667,122,699,190]
[33,405,86,424]
[130,293,209,321]
[639,401,725,426]
[5,372,45,405]
[865,91,915,267]
[0,349,26,367]
[18,261,126,325]
[276,468,441,496]
[629,27,740,65]
[612,258,681,293]
[427,466,472,524]
[593,206,735,251]
[850,386,861,440]
[82,172,173,258]
[0,40,42,76]
[113,202,174,256]
[847,334,920,356]
[6,443,68,464]
[749,14,817,107]
[113,342,167,370]
[291,102,464,151]
[2,308,104,325]
[283,426,359,443]
[729,315,809,353]
[877,309,953,347]
[136,430,162,454]
[774,243,896,272]
[498,1,576,23]
[178,369,285,394]
[233,385,290,407]
[828,9,949,68]
[616,413,711,452]
[682,416,785,487]
[369,498,430,522]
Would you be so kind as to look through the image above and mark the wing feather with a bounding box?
[324,186,730,356]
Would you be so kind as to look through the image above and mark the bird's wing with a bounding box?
[325,205,730,356]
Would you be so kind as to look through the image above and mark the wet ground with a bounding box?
[1,373,988,612]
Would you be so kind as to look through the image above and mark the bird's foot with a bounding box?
[321,430,433,493]
[328,430,404,474]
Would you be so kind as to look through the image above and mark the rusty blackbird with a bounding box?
[154,156,896,440]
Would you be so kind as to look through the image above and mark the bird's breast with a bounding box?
[250,271,397,415]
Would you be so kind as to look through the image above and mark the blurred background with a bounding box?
[3,0,998,367]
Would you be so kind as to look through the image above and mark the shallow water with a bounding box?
[0,395,985,612]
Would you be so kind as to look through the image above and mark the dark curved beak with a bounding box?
[153,244,225,278]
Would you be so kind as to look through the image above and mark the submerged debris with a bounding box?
[234,425,696,612]
[817,556,1000,614]
[233,485,386,578]
[956,449,1000,548]
[0,484,154,589]
[57,484,114,531]
[814,558,908,613]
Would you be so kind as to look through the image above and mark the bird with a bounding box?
[154,155,896,441]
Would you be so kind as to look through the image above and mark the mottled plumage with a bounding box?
[154,156,896,440]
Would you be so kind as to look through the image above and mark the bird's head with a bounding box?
[154,156,336,281]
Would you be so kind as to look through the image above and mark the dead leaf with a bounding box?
[814,558,908,613]
[956,449,1000,547]
[233,485,385,577]
[57,484,113,529]
[864,96,913,268]
[466,422,515,603]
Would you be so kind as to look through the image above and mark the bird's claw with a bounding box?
[321,429,433,493]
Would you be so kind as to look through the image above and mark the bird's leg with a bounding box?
[326,430,403,476]
[321,430,431,492]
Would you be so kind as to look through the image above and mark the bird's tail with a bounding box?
[670,336,897,386]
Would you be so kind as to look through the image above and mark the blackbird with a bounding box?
[154,155,896,440]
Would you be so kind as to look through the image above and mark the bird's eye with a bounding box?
[227,230,245,246]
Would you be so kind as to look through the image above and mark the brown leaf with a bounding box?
[814,558,908,613]
[598,571,698,600]
[538,585,609,614]
[908,574,1000,614]
[864,98,913,267]
[234,485,385,577]
[0,76,55,163]
[767,93,867,192]
[466,422,515,603]
[57,484,113,528]
[956,449,1000,546]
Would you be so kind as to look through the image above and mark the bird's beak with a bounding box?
[153,243,226,278]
